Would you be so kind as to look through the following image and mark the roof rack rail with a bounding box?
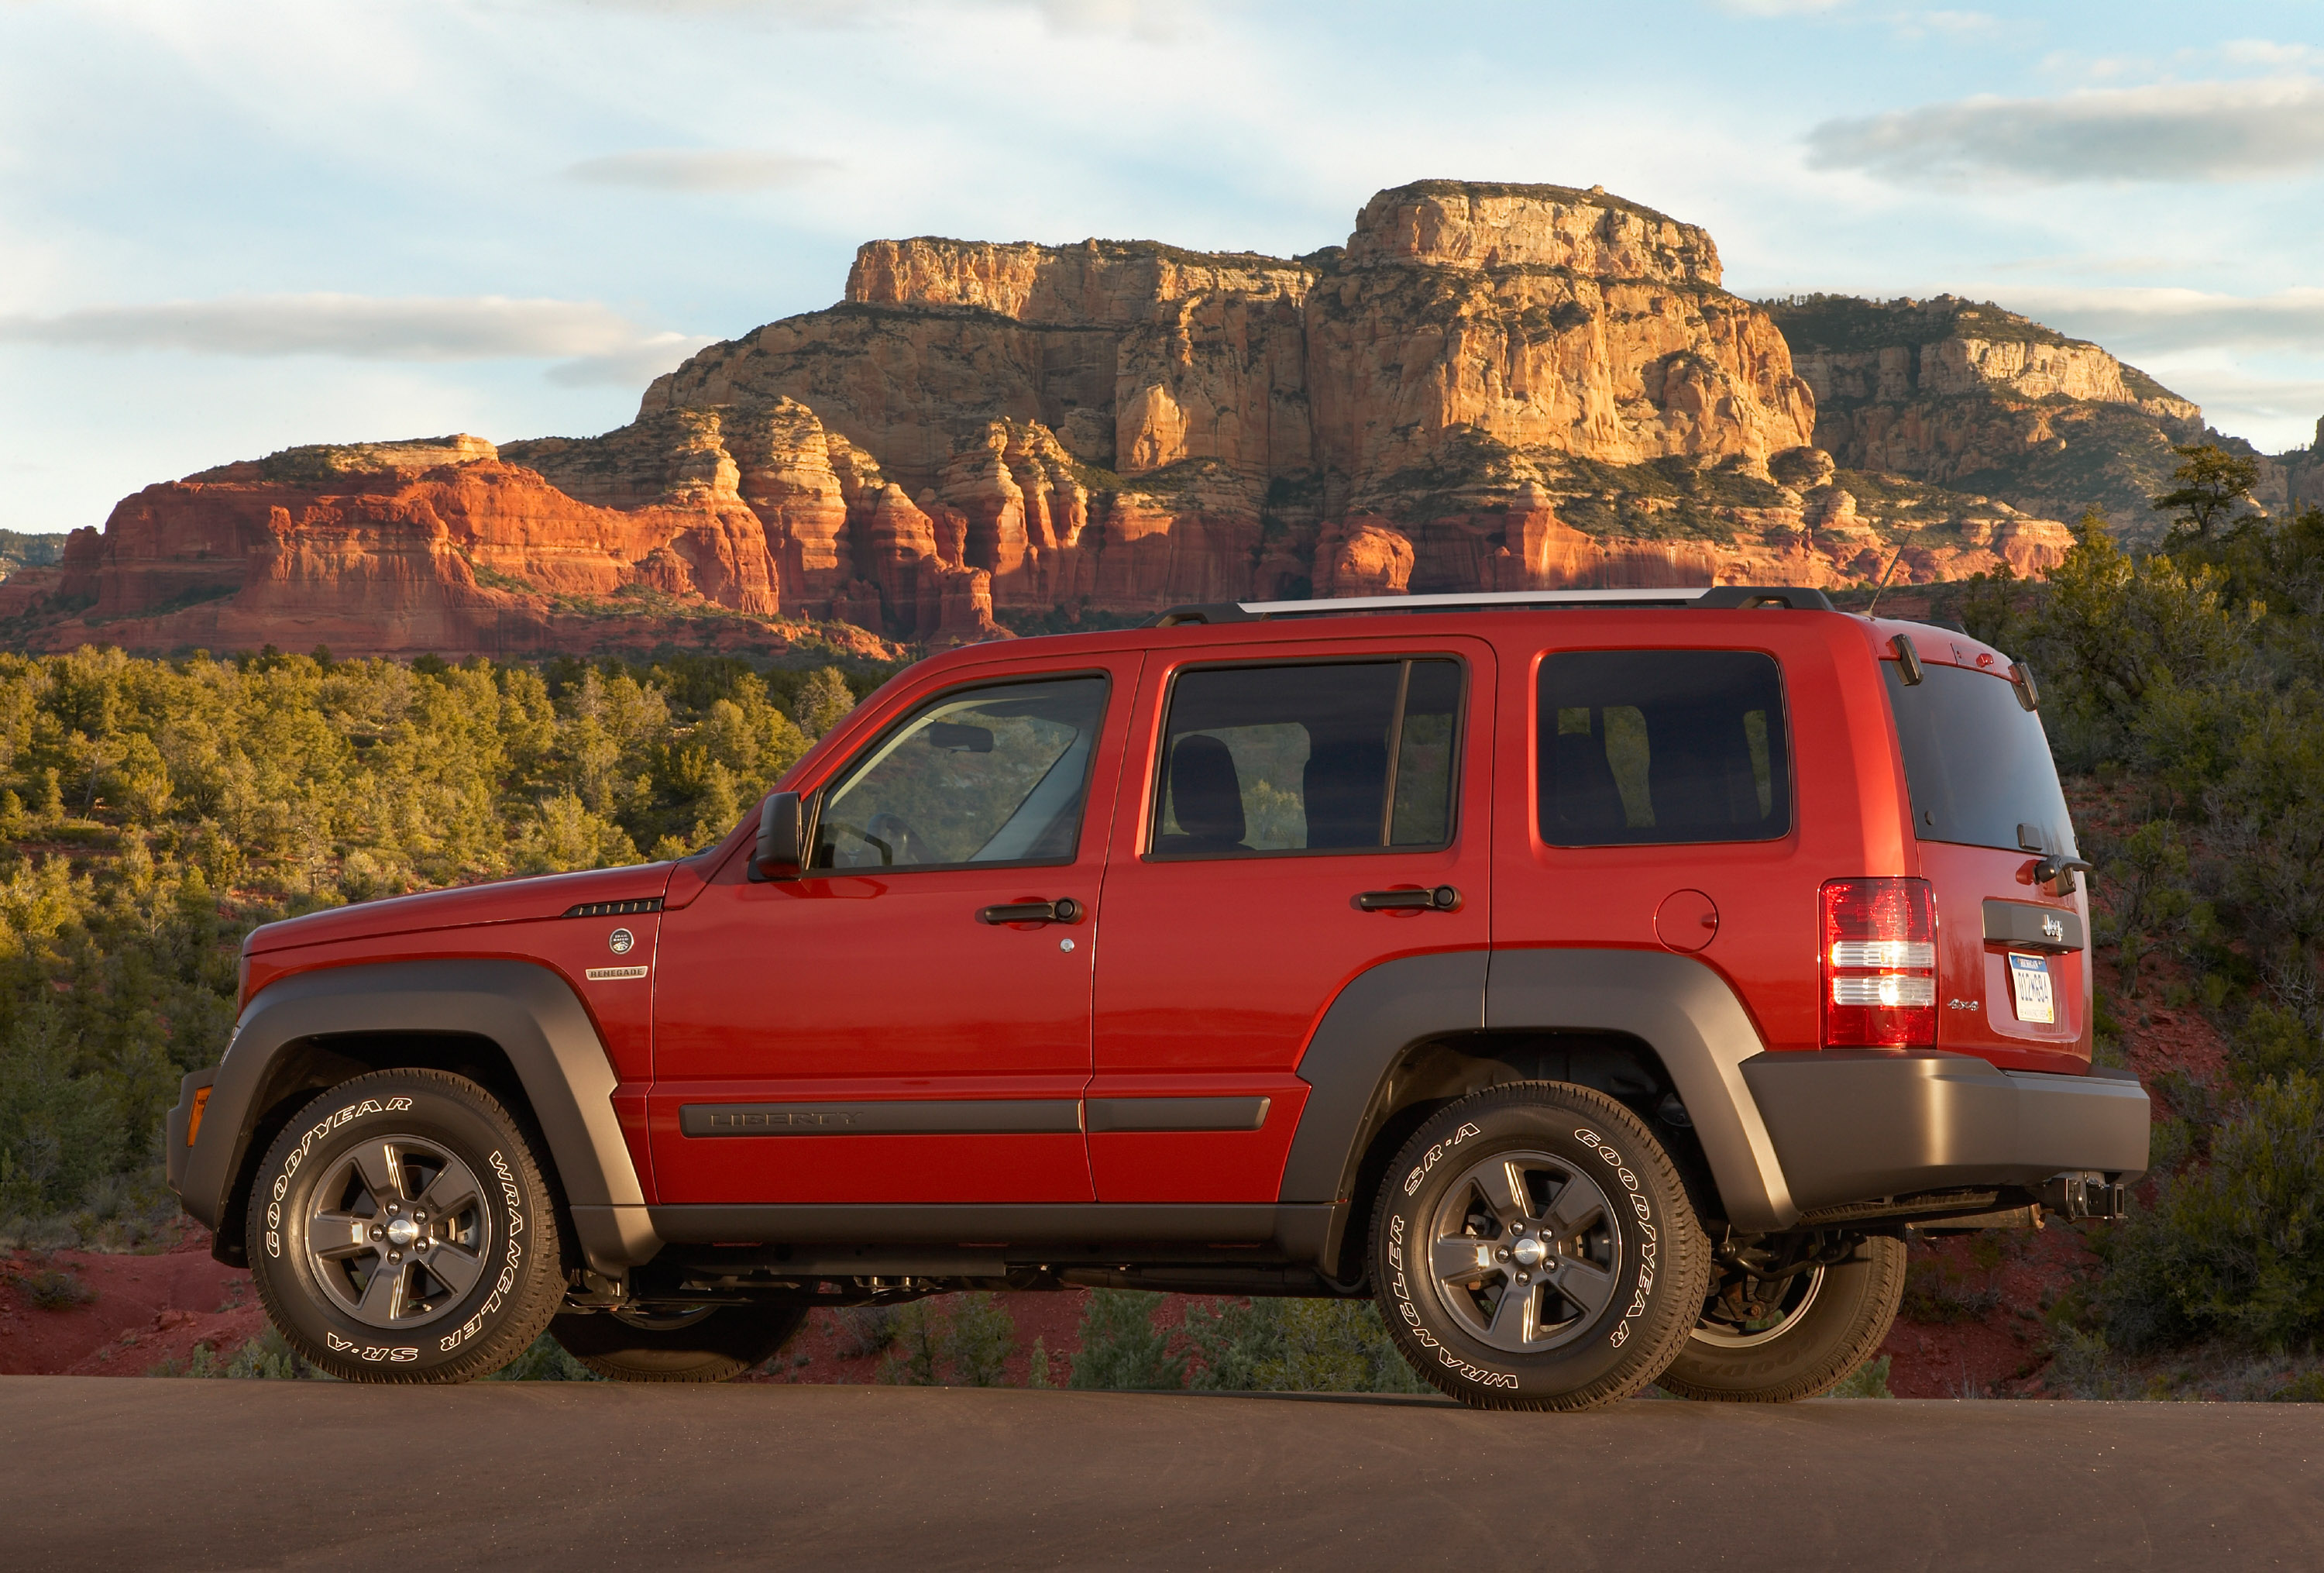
[1146,603,1259,627]
[1141,586,1834,626]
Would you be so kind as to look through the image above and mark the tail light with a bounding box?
[1821,878,1936,1048]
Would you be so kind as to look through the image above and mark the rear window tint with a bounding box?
[1883,662,2077,857]
[1151,659,1463,859]
[1537,651,1791,846]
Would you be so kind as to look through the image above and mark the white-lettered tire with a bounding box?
[1370,1081,1710,1411]
[245,1069,566,1383]
[550,1303,809,1382]
[1657,1233,1906,1402]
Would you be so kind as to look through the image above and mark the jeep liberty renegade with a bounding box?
[167,586,2149,1409]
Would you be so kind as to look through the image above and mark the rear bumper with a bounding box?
[1741,1051,2150,1217]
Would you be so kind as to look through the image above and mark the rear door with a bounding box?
[1490,617,1857,1055]
[1088,635,1495,1202]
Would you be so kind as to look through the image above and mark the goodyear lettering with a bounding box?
[1402,1121,1483,1198]
[324,1330,417,1362]
[261,1094,414,1259]
[438,1153,527,1354]
[1384,1213,1519,1390]
[1575,1127,1659,1350]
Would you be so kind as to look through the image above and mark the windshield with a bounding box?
[1883,661,2076,858]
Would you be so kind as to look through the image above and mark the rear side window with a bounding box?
[1883,663,2077,857]
[1150,659,1463,859]
[1537,650,1791,846]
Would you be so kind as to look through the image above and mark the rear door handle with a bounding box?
[977,898,1083,925]
[1356,886,1462,913]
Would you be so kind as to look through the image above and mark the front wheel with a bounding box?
[1656,1233,1906,1402]
[1370,1081,1710,1411]
[550,1303,808,1382]
[246,1069,566,1383]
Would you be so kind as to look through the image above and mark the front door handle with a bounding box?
[977,897,1084,925]
[1356,886,1462,913]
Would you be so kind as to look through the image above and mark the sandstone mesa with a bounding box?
[11,179,2302,662]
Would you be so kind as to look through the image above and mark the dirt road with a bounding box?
[3,1378,2315,1569]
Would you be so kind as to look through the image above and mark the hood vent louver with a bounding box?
[564,897,664,918]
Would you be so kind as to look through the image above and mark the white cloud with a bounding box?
[1893,10,2003,40]
[1807,76,2324,184]
[1709,0,1848,14]
[525,0,1193,37]
[0,293,671,361]
[0,293,710,388]
[2137,368,2324,453]
[2216,40,2322,70]
[563,149,837,192]
[546,332,713,385]
[1991,284,2324,354]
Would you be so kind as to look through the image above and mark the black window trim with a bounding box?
[803,668,1114,876]
[1532,645,1797,850]
[1141,652,1470,864]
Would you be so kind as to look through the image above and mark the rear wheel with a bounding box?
[550,1303,808,1382]
[1370,1081,1710,1411]
[1657,1233,1906,1402]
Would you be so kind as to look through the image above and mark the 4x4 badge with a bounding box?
[1947,999,1980,1010]
[2043,914,2064,942]
[608,928,635,955]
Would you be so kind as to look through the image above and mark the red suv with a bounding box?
[167,587,2148,1408]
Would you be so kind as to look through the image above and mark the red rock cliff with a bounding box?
[10,183,2090,659]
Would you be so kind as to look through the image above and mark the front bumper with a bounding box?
[1742,1051,2150,1217]
[163,1068,218,1206]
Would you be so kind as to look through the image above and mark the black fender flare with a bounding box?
[1484,949,1796,1232]
[179,959,661,1277]
[1277,948,1798,1265]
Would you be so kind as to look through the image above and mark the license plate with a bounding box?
[2008,953,2055,1024]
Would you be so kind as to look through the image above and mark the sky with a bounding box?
[2,0,2321,535]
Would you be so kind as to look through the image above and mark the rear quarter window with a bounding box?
[1537,649,1792,846]
[1883,662,2077,856]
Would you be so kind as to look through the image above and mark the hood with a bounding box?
[245,862,678,957]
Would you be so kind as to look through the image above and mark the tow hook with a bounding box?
[2040,1171,2128,1221]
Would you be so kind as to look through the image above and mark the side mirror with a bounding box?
[754,792,805,881]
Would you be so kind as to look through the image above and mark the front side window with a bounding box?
[812,675,1108,870]
[1150,659,1463,859]
[1537,650,1790,846]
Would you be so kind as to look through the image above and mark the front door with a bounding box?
[650,656,1136,1203]
[1088,637,1496,1201]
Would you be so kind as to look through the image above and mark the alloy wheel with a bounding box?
[1423,1148,1622,1354]
[301,1134,492,1330]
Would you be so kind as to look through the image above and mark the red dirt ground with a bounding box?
[0,1231,264,1377]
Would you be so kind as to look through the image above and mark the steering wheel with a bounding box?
[865,812,927,866]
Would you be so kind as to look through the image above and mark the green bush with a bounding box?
[1181,1297,1429,1394]
[9,1263,95,1309]
[485,1332,600,1381]
[833,1304,899,1359]
[1067,1292,1429,1395]
[875,1292,1016,1387]
[1829,1354,1894,1398]
[150,1326,321,1378]
[1067,1291,1186,1391]
[2102,1071,2324,1353]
